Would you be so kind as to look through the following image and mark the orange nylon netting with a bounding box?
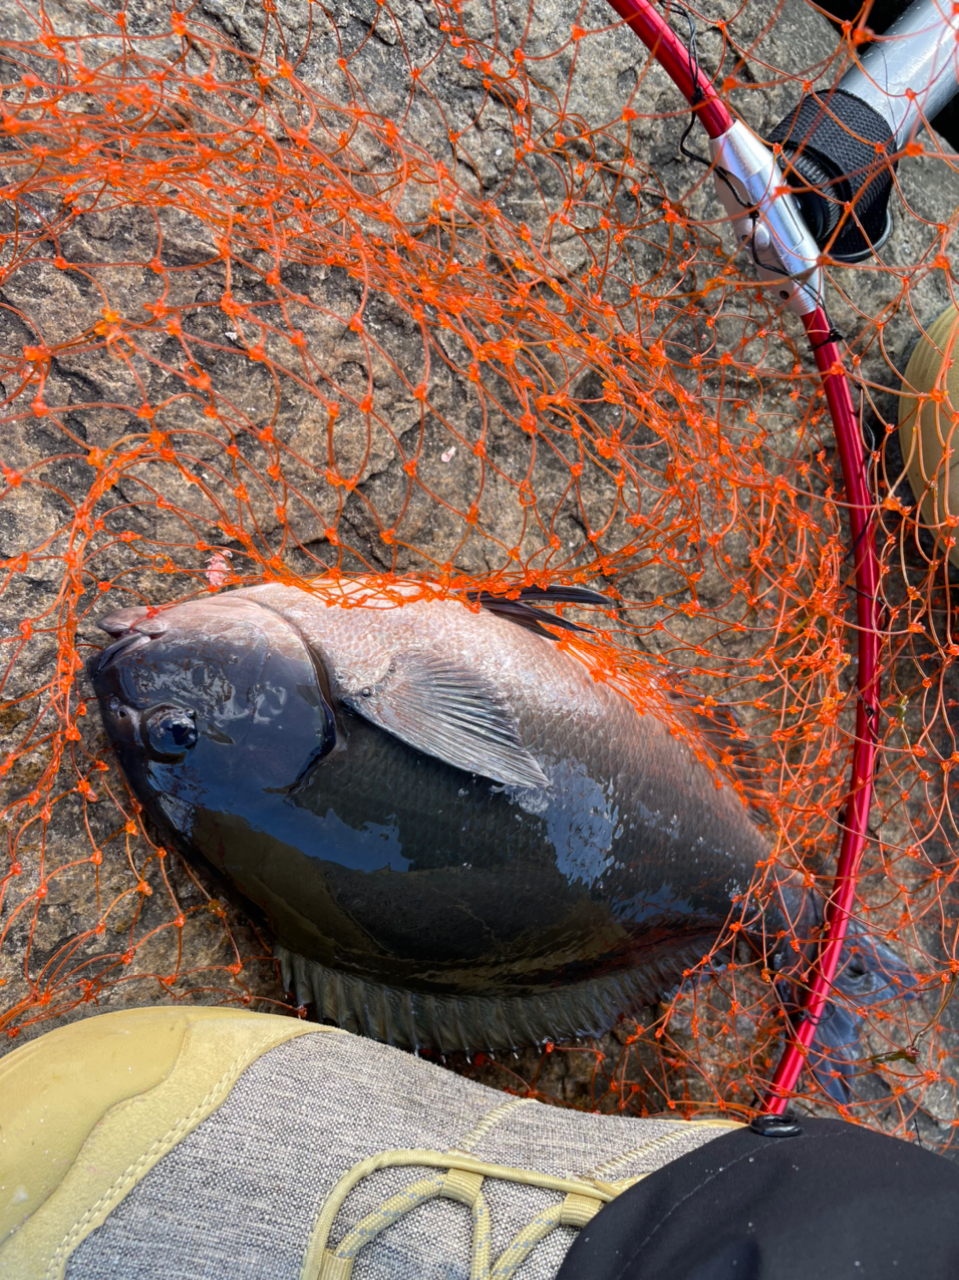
[1,0,958,1146]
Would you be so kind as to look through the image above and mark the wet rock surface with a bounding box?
[1,0,957,1143]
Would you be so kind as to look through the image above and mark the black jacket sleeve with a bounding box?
[556,1116,959,1280]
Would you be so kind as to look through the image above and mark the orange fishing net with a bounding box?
[1,0,957,1147]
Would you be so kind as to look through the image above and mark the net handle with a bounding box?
[762,312,881,1110]
[604,0,882,1110]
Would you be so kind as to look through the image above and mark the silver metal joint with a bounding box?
[710,121,824,317]
[838,0,959,149]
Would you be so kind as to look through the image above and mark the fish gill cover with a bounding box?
[0,0,956,1144]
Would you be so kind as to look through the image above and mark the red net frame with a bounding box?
[1,0,957,1146]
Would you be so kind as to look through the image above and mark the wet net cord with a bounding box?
[605,0,882,1113]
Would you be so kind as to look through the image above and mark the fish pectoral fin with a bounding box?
[348,653,549,789]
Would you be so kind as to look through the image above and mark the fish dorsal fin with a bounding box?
[466,585,609,640]
[347,652,549,789]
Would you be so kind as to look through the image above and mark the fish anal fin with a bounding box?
[349,652,549,789]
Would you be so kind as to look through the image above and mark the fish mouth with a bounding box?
[87,604,176,682]
[96,605,168,637]
[86,630,152,681]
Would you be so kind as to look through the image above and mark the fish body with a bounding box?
[88,577,809,1052]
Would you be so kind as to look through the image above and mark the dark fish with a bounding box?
[87,577,913,1076]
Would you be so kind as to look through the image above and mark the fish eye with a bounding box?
[143,704,198,760]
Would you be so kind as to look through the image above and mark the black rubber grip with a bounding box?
[767,88,898,262]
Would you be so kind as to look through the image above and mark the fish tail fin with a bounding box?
[780,925,921,1103]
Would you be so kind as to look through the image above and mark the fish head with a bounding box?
[86,596,337,837]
